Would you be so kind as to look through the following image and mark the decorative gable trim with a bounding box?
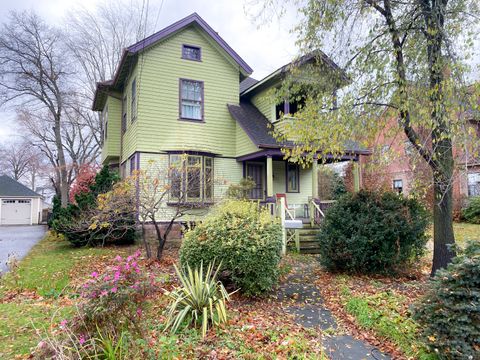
[126,13,252,75]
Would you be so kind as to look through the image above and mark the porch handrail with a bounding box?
[311,200,325,218]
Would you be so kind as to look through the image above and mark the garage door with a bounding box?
[1,199,31,225]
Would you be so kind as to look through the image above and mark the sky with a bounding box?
[0,0,478,142]
[0,0,298,142]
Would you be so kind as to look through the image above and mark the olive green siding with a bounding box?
[235,122,258,156]
[250,87,276,122]
[272,160,313,210]
[101,96,122,164]
[121,66,140,162]
[132,26,240,157]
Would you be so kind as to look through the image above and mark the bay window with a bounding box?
[169,154,213,202]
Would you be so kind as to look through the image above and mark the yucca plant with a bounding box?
[164,261,232,337]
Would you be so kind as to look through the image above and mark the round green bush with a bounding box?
[318,190,429,273]
[462,196,480,224]
[414,241,480,359]
[179,200,283,296]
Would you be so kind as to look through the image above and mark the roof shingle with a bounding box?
[0,175,41,197]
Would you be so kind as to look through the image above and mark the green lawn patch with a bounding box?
[0,302,72,358]
[0,232,138,358]
[342,288,435,359]
[452,222,480,245]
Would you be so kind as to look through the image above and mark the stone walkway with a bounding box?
[276,257,391,360]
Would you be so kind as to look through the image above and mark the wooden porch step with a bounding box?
[297,227,322,254]
[300,247,322,254]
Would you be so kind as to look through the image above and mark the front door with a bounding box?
[246,162,265,200]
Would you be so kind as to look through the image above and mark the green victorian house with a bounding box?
[93,13,368,234]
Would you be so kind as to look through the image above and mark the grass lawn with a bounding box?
[315,222,480,359]
[0,232,139,359]
[0,232,324,359]
[2,223,477,359]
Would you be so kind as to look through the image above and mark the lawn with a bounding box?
[0,232,139,358]
[1,223,478,359]
[315,222,480,359]
[0,232,324,359]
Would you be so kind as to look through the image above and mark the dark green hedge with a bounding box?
[318,190,429,274]
[414,241,480,359]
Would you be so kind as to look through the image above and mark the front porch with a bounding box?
[238,149,362,253]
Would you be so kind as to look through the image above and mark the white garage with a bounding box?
[0,175,43,225]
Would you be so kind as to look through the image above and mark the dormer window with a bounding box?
[275,97,306,120]
[182,45,201,61]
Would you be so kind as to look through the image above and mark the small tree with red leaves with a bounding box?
[69,164,97,203]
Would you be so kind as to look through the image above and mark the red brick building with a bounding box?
[360,114,480,213]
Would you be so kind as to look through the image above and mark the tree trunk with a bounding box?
[432,184,456,275]
[152,218,166,260]
[140,222,151,258]
[54,116,69,207]
[431,144,456,275]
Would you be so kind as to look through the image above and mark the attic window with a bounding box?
[182,45,201,61]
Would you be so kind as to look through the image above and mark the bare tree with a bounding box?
[0,11,71,206]
[136,159,209,260]
[64,0,158,155]
[0,140,34,181]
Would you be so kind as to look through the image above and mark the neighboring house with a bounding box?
[0,175,44,225]
[93,13,368,223]
[364,112,480,211]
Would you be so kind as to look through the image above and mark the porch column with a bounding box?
[266,155,274,198]
[312,155,318,199]
[353,162,360,192]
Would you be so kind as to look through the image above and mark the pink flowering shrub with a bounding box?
[79,250,155,334]
[33,251,155,359]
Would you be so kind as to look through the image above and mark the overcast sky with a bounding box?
[0,0,298,141]
[0,0,478,143]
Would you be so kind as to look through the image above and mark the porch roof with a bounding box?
[228,100,371,160]
[236,149,362,162]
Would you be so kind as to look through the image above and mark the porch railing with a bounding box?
[309,199,336,227]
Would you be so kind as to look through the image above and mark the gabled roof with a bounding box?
[240,50,348,97]
[228,101,278,148]
[0,175,41,197]
[228,101,370,155]
[240,77,258,93]
[93,13,252,111]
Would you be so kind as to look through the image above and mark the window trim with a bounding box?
[131,78,137,123]
[181,44,202,62]
[393,179,403,193]
[121,95,127,134]
[168,153,213,203]
[179,78,204,122]
[286,163,300,193]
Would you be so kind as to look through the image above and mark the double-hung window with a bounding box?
[131,78,137,122]
[179,79,203,121]
[169,154,213,202]
[103,105,108,140]
[286,163,300,193]
[130,156,136,176]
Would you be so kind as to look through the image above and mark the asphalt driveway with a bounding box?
[0,225,47,274]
